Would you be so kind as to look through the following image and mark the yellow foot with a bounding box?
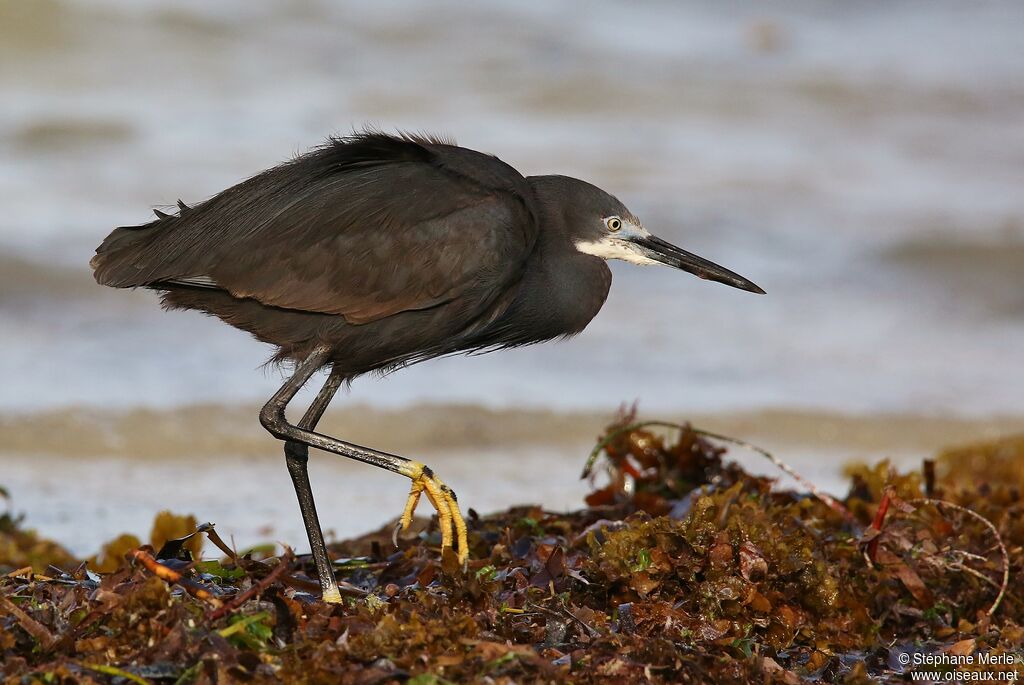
[392,462,468,564]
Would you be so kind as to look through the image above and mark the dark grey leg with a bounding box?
[260,346,415,476]
[284,368,344,603]
[261,345,468,598]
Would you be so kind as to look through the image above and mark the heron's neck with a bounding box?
[528,175,576,240]
[526,174,612,287]
[485,193,611,344]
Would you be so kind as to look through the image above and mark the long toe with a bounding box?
[433,479,468,565]
[396,461,468,564]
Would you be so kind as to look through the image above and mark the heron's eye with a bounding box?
[606,217,622,232]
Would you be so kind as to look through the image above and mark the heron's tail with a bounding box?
[91,202,191,287]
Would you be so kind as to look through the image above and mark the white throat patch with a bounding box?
[574,237,658,265]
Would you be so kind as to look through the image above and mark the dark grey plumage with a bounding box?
[92,132,619,376]
[91,131,762,601]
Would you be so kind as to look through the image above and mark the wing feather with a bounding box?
[93,133,538,326]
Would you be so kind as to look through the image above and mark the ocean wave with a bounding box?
[883,222,1024,317]
[0,256,95,301]
[11,118,135,152]
[0,0,71,54]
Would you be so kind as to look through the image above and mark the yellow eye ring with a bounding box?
[607,217,622,231]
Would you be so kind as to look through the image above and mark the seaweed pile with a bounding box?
[2,420,1022,684]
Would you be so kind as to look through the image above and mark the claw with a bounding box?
[396,462,468,564]
[392,521,403,549]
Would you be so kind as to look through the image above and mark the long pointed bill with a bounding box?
[632,235,765,294]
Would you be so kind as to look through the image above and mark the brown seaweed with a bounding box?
[2,426,1022,684]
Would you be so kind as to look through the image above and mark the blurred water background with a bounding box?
[2,0,1023,554]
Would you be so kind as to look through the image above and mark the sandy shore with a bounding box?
[4,403,1024,459]
[4,403,1022,555]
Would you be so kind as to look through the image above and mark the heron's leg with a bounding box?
[261,346,468,570]
[283,368,345,604]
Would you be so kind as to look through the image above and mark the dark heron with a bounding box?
[91,131,763,602]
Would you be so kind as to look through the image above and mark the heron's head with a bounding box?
[532,175,764,294]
